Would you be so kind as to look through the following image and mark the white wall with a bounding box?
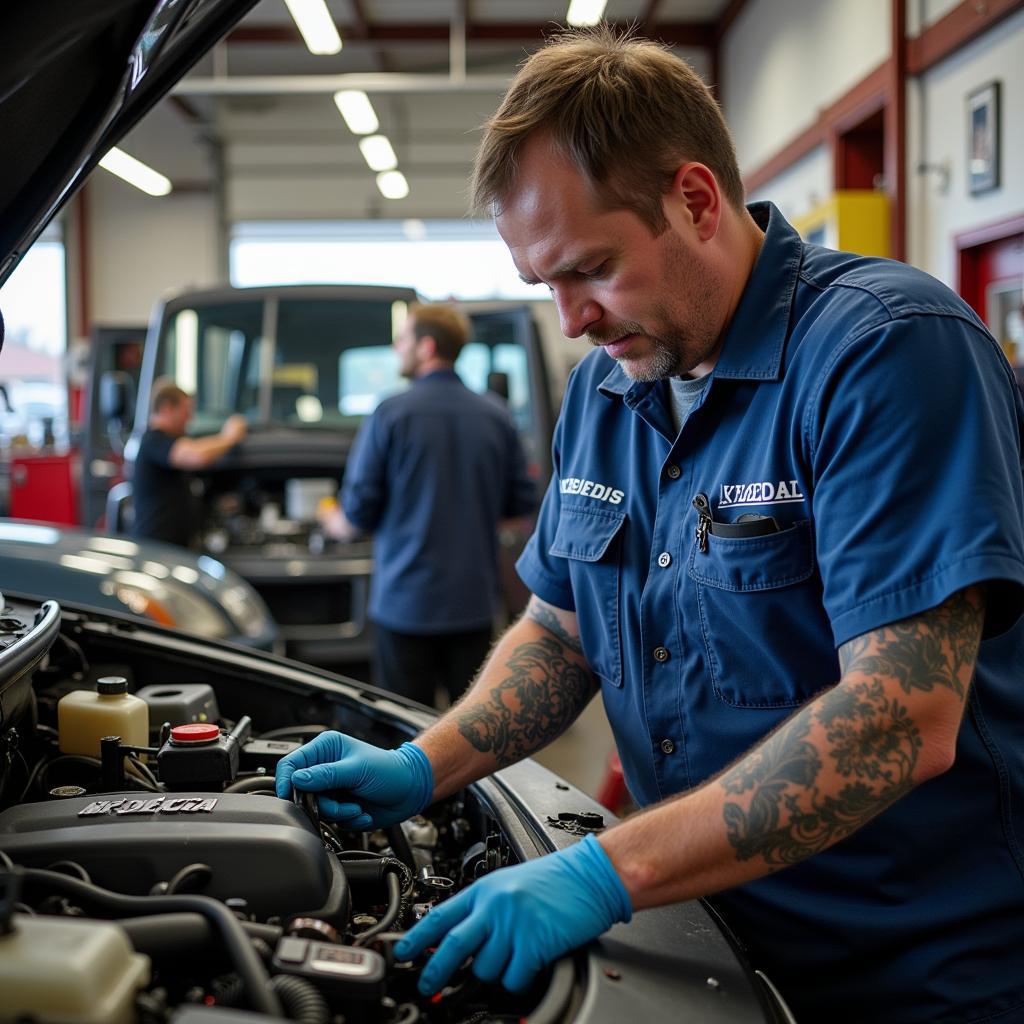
[86,175,222,325]
[722,0,891,175]
[69,101,222,326]
[906,7,1024,284]
[747,145,832,223]
[907,0,963,35]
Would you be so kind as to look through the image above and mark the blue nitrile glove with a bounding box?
[394,833,632,995]
[274,732,433,830]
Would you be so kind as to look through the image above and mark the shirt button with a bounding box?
[657,552,672,568]
[666,464,681,480]
[660,738,675,755]
[653,646,670,663]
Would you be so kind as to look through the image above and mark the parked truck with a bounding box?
[89,284,577,670]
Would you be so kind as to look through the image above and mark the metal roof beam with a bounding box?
[227,22,714,47]
[173,73,511,95]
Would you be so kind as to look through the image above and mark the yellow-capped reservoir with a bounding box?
[57,675,148,759]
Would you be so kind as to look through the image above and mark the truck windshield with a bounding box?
[156,294,534,450]
[157,296,408,432]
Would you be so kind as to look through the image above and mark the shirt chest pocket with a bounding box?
[687,520,836,707]
[549,505,627,687]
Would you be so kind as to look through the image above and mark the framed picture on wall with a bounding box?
[967,80,1000,195]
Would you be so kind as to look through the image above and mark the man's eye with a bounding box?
[580,262,608,279]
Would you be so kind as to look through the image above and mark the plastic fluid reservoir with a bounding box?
[58,675,149,758]
[0,914,150,1024]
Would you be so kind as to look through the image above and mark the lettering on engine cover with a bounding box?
[78,796,218,817]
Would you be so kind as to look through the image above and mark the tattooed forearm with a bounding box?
[720,588,982,867]
[837,587,984,698]
[526,601,584,654]
[721,681,920,864]
[456,635,596,766]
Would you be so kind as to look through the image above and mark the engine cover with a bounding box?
[0,792,345,921]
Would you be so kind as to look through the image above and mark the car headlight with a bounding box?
[217,583,274,640]
[105,572,232,640]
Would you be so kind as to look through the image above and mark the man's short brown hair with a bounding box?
[151,378,191,413]
[472,25,744,233]
[409,303,470,362]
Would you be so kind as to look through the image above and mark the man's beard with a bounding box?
[586,309,718,382]
[586,321,681,382]
[585,238,721,383]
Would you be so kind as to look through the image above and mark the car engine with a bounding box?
[0,597,565,1024]
[0,594,785,1024]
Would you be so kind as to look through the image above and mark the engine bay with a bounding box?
[0,597,563,1024]
[0,594,783,1024]
[198,471,346,558]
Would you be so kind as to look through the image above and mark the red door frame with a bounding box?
[955,213,1024,319]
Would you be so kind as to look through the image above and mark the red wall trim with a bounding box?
[713,0,750,43]
[907,0,1024,75]
[743,121,824,195]
[744,0,1020,204]
[886,0,907,261]
[955,212,1024,311]
[744,61,889,195]
[822,61,890,130]
[954,212,1024,252]
[75,186,89,338]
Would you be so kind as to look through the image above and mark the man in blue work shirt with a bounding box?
[321,302,536,707]
[280,28,1024,1022]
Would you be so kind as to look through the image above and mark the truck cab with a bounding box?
[94,284,572,671]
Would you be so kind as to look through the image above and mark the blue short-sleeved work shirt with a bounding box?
[343,369,535,634]
[517,203,1024,1023]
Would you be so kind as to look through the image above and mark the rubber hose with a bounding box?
[352,870,401,946]
[385,824,417,872]
[270,973,331,1024]
[21,869,282,1017]
[117,912,283,957]
[224,775,277,794]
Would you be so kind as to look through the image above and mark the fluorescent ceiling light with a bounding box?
[334,90,379,134]
[359,135,398,172]
[376,170,409,200]
[98,147,172,196]
[566,0,607,26]
[283,0,342,55]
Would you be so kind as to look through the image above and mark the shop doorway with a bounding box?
[957,216,1024,384]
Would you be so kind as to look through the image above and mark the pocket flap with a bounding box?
[688,520,814,591]
[549,505,627,562]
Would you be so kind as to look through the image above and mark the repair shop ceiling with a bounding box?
[116,0,731,220]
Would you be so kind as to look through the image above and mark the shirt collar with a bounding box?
[414,367,460,385]
[598,201,803,398]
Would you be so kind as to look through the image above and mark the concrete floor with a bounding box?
[529,693,616,799]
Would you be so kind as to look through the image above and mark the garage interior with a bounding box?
[1,0,1021,800]
[1,1,1023,1021]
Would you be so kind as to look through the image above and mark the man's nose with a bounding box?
[553,286,601,340]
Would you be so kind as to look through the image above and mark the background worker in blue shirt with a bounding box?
[282,28,1024,1022]
[320,302,536,708]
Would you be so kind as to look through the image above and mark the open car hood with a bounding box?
[0,0,258,291]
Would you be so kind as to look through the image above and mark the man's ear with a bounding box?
[666,162,722,241]
[418,334,439,359]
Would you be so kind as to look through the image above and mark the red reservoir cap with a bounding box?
[170,723,221,745]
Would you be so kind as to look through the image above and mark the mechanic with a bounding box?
[131,378,247,546]
[278,28,1024,1023]
[319,302,536,707]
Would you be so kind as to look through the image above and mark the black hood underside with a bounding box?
[0,0,257,292]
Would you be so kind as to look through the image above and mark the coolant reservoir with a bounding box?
[58,675,148,758]
[0,914,150,1024]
